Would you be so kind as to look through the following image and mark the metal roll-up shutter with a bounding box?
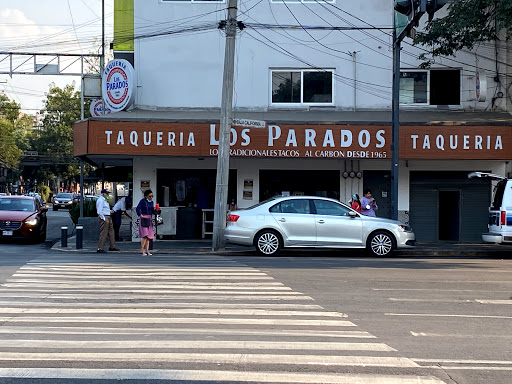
[409,185,438,242]
[409,172,490,243]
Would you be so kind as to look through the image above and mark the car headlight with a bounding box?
[54,200,59,203]
[398,224,412,232]
[25,218,38,226]
[67,201,72,204]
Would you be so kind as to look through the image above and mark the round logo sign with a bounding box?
[89,99,111,117]
[101,59,134,112]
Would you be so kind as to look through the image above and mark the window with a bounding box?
[400,69,460,105]
[270,0,335,3]
[270,199,311,214]
[271,69,333,105]
[161,0,224,3]
[313,199,351,216]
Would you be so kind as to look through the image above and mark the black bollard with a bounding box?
[61,226,68,248]
[149,238,153,250]
[76,225,83,250]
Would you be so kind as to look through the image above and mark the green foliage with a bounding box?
[69,199,98,225]
[415,0,512,58]
[37,185,51,203]
[31,83,82,183]
[0,119,23,168]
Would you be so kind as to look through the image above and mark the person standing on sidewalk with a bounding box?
[136,189,155,256]
[361,188,378,217]
[96,188,119,253]
[113,195,132,241]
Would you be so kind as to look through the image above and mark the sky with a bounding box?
[1,0,114,114]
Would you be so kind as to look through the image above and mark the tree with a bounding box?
[414,0,512,58]
[0,119,23,169]
[30,83,83,190]
[0,95,28,169]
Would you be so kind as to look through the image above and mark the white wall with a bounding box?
[133,1,510,112]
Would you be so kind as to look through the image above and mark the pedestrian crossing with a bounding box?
[0,254,446,383]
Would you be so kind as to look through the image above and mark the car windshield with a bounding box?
[56,193,73,199]
[0,199,35,212]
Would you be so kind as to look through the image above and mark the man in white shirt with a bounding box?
[112,195,132,241]
[96,188,119,253]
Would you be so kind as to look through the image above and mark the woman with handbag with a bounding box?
[136,189,155,256]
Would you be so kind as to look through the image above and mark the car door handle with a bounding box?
[279,218,286,222]
[317,220,325,224]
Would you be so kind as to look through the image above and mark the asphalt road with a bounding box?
[0,211,510,383]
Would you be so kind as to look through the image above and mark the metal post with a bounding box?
[61,226,68,248]
[76,225,83,249]
[212,0,238,251]
[391,22,401,221]
[352,51,357,112]
[101,0,105,115]
[80,160,84,219]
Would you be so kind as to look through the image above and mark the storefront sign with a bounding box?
[89,99,111,117]
[75,120,512,160]
[101,59,135,112]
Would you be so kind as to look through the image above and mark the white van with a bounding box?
[469,172,512,244]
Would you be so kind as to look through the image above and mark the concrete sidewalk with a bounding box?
[51,237,511,257]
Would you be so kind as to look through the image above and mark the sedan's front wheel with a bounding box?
[255,230,282,256]
[367,231,395,257]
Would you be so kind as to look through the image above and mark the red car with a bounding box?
[0,195,48,242]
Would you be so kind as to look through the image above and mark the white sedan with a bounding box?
[225,196,415,257]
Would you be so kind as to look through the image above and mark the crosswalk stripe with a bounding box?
[0,326,376,338]
[0,340,394,351]
[0,293,313,300]
[0,308,346,317]
[0,301,323,309]
[0,316,356,326]
[0,353,418,367]
[0,368,447,383]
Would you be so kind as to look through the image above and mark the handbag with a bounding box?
[140,216,152,228]
[155,214,163,226]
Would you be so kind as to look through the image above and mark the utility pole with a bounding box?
[212,0,239,251]
[392,0,452,221]
[390,22,400,221]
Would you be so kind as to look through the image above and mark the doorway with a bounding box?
[438,190,460,241]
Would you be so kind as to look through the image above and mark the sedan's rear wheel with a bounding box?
[255,230,282,256]
[367,231,395,257]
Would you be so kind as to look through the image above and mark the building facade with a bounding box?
[74,0,512,242]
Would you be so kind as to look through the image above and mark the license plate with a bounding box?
[2,231,13,236]
[60,204,66,207]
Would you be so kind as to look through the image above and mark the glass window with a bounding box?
[162,0,224,2]
[400,69,461,105]
[271,199,311,214]
[400,72,427,104]
[271,70,333,105]
[272,72,301,103]
[492,181,506,210]
[0,199,35,212]
[303,71,332,103]
[313,199,351,216]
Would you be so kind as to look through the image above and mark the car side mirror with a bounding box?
[348,211,358,218]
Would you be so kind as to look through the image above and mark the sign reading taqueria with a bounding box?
[74,120,512,160]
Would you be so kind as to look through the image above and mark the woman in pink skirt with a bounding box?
[136,189,155,256]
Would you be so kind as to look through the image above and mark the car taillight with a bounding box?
[501,211,506,226]
[227,214,240,222]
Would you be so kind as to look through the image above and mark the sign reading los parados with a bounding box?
[74,120,512,160]
[101,59,135,112]
[89,99,111,117]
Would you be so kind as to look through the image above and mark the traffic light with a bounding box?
[394,0,419,16]
[426,0,450,21]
